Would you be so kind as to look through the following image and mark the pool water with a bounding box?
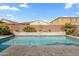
[0,35,79,46]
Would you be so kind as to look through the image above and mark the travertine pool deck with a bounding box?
[1,45,79,56]
[0,35,13,39]
[14,32,65,36]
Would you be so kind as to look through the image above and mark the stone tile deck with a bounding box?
[0,35,13,39]
[1,45,79,56]
[14,32,65,36]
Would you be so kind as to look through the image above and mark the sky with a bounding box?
[0,3,79,23]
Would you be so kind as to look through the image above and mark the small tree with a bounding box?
[0,23,12,35]
[62,23,76,35]
[23,26,36,32]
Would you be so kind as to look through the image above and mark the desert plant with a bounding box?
[23,26,36,32]
[0,23,12,35]
[62,23,76,35]
[0,21,5,23]
[72,31,79,37]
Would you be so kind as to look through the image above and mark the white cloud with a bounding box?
[64,3,74,9]
[0,5,20,11]
[6,14,14,19]
[6,14,13,17]
[9,17,14,19]
[20,3,28,8]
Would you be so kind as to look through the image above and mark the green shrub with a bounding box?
[0,24,12,35]
[62,23,76,35]
[23,26,36,32]
[72,31,79,37]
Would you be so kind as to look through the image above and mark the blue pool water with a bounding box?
[0,35,79,46]
[0,35,79,52]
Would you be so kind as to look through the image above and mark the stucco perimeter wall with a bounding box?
[14,32,65,36]
[76,25,79,32]
[31,25,63,32]
[9,25,63,32]
[7,24,79,32]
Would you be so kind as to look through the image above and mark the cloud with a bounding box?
[6,14,13,17]
[20,3,28,8]
[64,3,74,9]
[6,14,14,19]
[0,5,20,11]
[9,17,14,19]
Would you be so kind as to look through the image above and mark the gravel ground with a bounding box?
[0,45,79,56]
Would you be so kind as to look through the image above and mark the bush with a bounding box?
[23,26,36,32]
[62,23,76,35]
[72,31,79,37]
[0,24,12,35]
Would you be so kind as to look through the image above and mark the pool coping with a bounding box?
[14,32,65,36]
[67,35,79,40]
[0,35,14,39]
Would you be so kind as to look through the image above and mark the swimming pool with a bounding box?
[0,35,79,46]
[0,35,79,52]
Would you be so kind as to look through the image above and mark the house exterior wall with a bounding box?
[51,17,79,25]
[30,21,49,25]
